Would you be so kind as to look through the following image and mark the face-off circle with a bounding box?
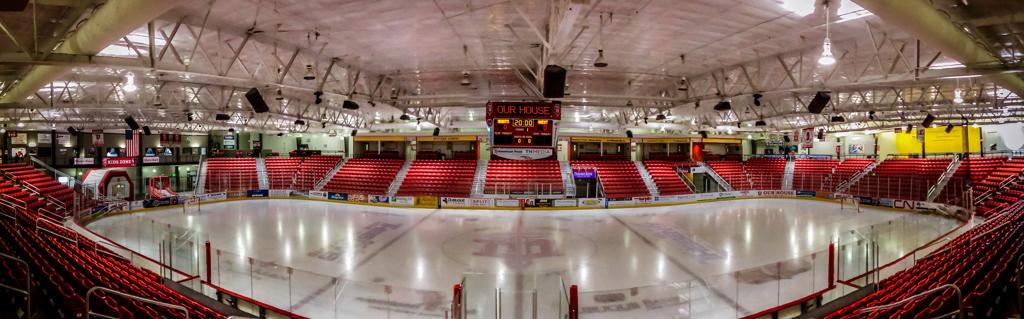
[441,226,597,273]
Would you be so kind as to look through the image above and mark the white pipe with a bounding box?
[853,0,1024,97]
[1,0,183,103]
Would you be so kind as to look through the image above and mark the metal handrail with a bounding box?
[0,252,30,316]
[856,284,962,318]
[86,286,189,319]
[35,217,78,245]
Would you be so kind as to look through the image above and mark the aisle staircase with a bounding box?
[781,159,795,190]
[255,157,269,189]
[387,160,414,197]
[313,158,347,191]
[677,167,698,193]
[926,155,963,202]
[559,161,576,197]
[195,159,208,194]
[701,162,734,191]
[471,160,489,197]
[835,161,879,193]
[634,161,660,197]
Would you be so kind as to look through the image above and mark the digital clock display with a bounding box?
[491,118,554,147]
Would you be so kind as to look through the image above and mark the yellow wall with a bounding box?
[923,126,980,153]
[894,129,923,155]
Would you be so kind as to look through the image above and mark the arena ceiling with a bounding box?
[0,0,1021,135]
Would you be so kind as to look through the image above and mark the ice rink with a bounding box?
[85,198,961,318]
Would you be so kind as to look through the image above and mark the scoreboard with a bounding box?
[487,101,560,148]
[492,118,553,147]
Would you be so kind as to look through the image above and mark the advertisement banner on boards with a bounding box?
[205,192,227,201]
[581,198,602,208]
[469,198,494,207]
[308,191,327,199]
[246,189,269,197]
[441,197,468,207]
[892,199,917,210]
[269,190,291,197]
[389,196,415,206]
[415,196,438,208]
[348,194,366,202]
[327,192,348,201]
[633,196,656,204]
[696,193,718,201]
[369,195,390,204]
[607,199,636,207]
[495,199,521,207]
[795,190,817,197]
[524,199,553,207]
[756,190,795,197]
[553,199,577,207]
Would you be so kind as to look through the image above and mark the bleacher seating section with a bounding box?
[792,159,840,192]
[647,153,690,161]
[573,161,651,199]
[848,158,951,201]
[973,157,1024,216]
[0,163,73,219]
[292,155,343,190]
[359,151,402,159]
[484,160,563,194]
[203,158,258,193]
[743,158,786,190]
[935,156,1007,206]
[642,160,694,195]
[0,173,225,319]
[264,157,301,189]
[322,159,404,195]
[576,152,629,161]
[820,158,875,192]
[396,160,476,197]
[706,160,750,190]
[825,201,1024,319]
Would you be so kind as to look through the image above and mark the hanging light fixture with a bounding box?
[953,88,964,104]
[594,13,608,68]
[303,65,315,80]
[123,73,138,92]
[817,2,836,66]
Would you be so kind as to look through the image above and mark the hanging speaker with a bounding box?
[626,130,633,138]
[543,65,567,98]
[67,127,79,136]
[342,100,360,110]
[350,129,358,137]
[807,91,831,114]
[432,127,440,136]
[124,116,140,130]
[700,131,708,139]
[922,114,936,127]
[215,113,231,121]
[246,88,270,113]
[142,126,152,135]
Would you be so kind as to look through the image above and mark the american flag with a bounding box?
[125,129,140,157]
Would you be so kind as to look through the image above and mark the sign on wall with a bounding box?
[37,133,51,144]
[485,101,561,120]
[103,157,136,167]
[9,132,27,145]
[492,147,553,160]
[800,128,814,149]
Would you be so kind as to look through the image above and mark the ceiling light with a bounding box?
[276,88,284,101]
[868,110,876,120]
[460,71,471,86]
[677,77,688,91]
[314,91,324,105]
[831,115,845,122]
[16,122,24,128]
[818,3,836,66]
[122,73,138,92]
[303,65,315,80]
[593,49,608,68]
[755,119,767,126]
[752,93,763,106]
[953,88,964,104]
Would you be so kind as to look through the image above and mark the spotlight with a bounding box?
[655,114,666,121]
[945,123,954,133]
[187,113,194,121]
[755,119,767,126]
[303,65,315,80]
[831,115,845,122]
[677,77,689,91]
[643,118,648,124]
[922,113,936,127]
[400,114,410,121]
[713,100,731,111]
[907,124,914,133]
[752,93,763,106]
[314,91,324,105]
[818,37,836,65]
[294,119,305,126]
[275,88,284,101]
[868,111,876,120]
[228,128,235,133]
[593,49,608,68]
[67,127,79,136]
